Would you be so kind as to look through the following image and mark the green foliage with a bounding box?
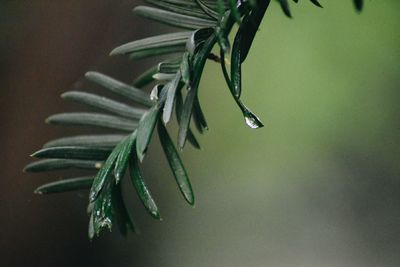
[26,0,364,238]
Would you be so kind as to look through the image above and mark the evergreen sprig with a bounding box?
[25,0,364,238]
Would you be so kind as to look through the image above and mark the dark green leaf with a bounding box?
[92,179,114,237]
[192,95,208,133]
[129,151,161,219]
[228,0,242,24]
[62,91,146,119]
[32,146,112,161]
[309,0,322,8]
[24,159,102,172]
[216,10,233,54]
[114,131,137,184]
[34,176,93,195]
[178,33,217,148]
[235,0,271,63]
[158,121,194,205]
[278,0,292,18]
[178,86,197,149]
[128,45,186,61]
[85,72,153,107]
[163,72,182,124]
[231,31,242,98]
[175,91,201,149]
[46,112,138,131]
[216,0,227,18]
[146,0,213,20]
[180,52,191,85]
[134,6,217,30]
[89,140,126,202]
[112,182,136,235]
[136,104,161,161]
[43,135,126,149]
[111,32,191,56]
[354,0,363,12]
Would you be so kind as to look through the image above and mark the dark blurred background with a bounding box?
[1,1,399,266]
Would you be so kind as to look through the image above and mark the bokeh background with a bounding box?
[1,1,399,266]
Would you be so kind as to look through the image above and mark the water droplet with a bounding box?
[236,99,264,129]
[244,112,264,129]
[150,85,159,101]
[100,218,112,229]
[95,162,103,169]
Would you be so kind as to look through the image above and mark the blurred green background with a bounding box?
[0,1,399,266]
